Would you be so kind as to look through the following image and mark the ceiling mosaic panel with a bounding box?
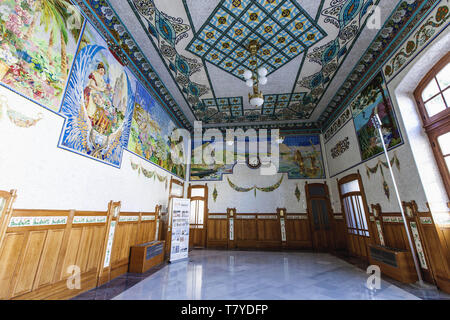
[79,0,445,132]
[186,0,326,80]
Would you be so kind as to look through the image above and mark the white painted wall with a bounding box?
[0,85,177,212]
[191,162,325,214]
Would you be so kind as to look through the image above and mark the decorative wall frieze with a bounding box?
[9,216,68,228]
[119,216,140,222]
[257,215,278,220]
[384,4,450,81]
[73,216,107,224]
[331,137,350,159]
[287,215,308,220]
[208,215,227,219]
[324,108,351,142]
[236,215,256,220]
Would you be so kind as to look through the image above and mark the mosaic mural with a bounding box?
[0,0,84,111]
[351,72,402,161]
[128,82,186,178]
[0,0,192,177]
[190,133,325,181]
[59,21,136,167]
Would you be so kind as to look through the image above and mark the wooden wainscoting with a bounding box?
[0,209,107,300]
[366,202,450,294]
[332,214,347,251]
[284,214,311,249]
[206,214,228,248]
[206,210,313,250]
[0,202,161,300]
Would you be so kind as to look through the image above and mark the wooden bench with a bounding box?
[129,241,165,273]
[368,244,418,283]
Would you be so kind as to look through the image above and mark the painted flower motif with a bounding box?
[436,6,449,22]
[5,14,24,38]
[0,47,18,65]
[0,4,11,21]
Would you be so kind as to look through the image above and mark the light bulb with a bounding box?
[258,67,268,77]
[246,79,254,87]
[259,76,267,85]
[250,97,264,107]
[243,69,253,80]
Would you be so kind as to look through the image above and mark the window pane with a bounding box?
[357,196,369,231]
[438,132,450,155]
[191,188,205,197]
[443,88,450,108]
[190,201,197,224]
[436,63,450,90]
[197,201,204,225]
[422,79,440,101]
[340,180,360,194]
[425,94,446,117]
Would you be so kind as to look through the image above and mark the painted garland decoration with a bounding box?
[212,185,218,202]
[331,137,350,158]
[227,175,284,198]
[295,184,301,202]
[365,152,400,200]
[0,94,42,128]
[130,159,168,189]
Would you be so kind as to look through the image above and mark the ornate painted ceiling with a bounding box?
[76,0,439,131]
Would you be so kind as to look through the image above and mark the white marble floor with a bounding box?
[112,250,421,300]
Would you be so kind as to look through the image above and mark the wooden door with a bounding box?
[338,173,371,260]
[188,185,208,248]
[305,183,334,252]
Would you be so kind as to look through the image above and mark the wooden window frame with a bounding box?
[414,52,450,198]
[338,173,371,238]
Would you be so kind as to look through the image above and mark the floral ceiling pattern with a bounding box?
[78,0,447,131]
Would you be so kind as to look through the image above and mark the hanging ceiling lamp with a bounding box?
[243,40,268,108]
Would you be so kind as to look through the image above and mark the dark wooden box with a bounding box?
[368,244,418,284]
[129,241,165,273]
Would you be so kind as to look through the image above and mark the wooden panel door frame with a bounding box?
[305,182,335,252]
[187,184,208,248]
[337,172,372,261]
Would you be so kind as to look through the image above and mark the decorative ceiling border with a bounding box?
[126,0,217,124]
[320,0,442,130]
[76,0,193,130]
[288,0,382,120]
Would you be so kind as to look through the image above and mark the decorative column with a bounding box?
[277,208,287,248]
[227,208,236,249]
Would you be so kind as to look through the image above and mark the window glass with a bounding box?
[436,63,450,89]
[443,88,450,108]
[340,180,360,194]
[422,78,440,101]
[197,201,204,225]
[425,94,446,117]
[445,156,450,173]
[190,201,197,225]
[438,132,450,155]
[191,188,205,198]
